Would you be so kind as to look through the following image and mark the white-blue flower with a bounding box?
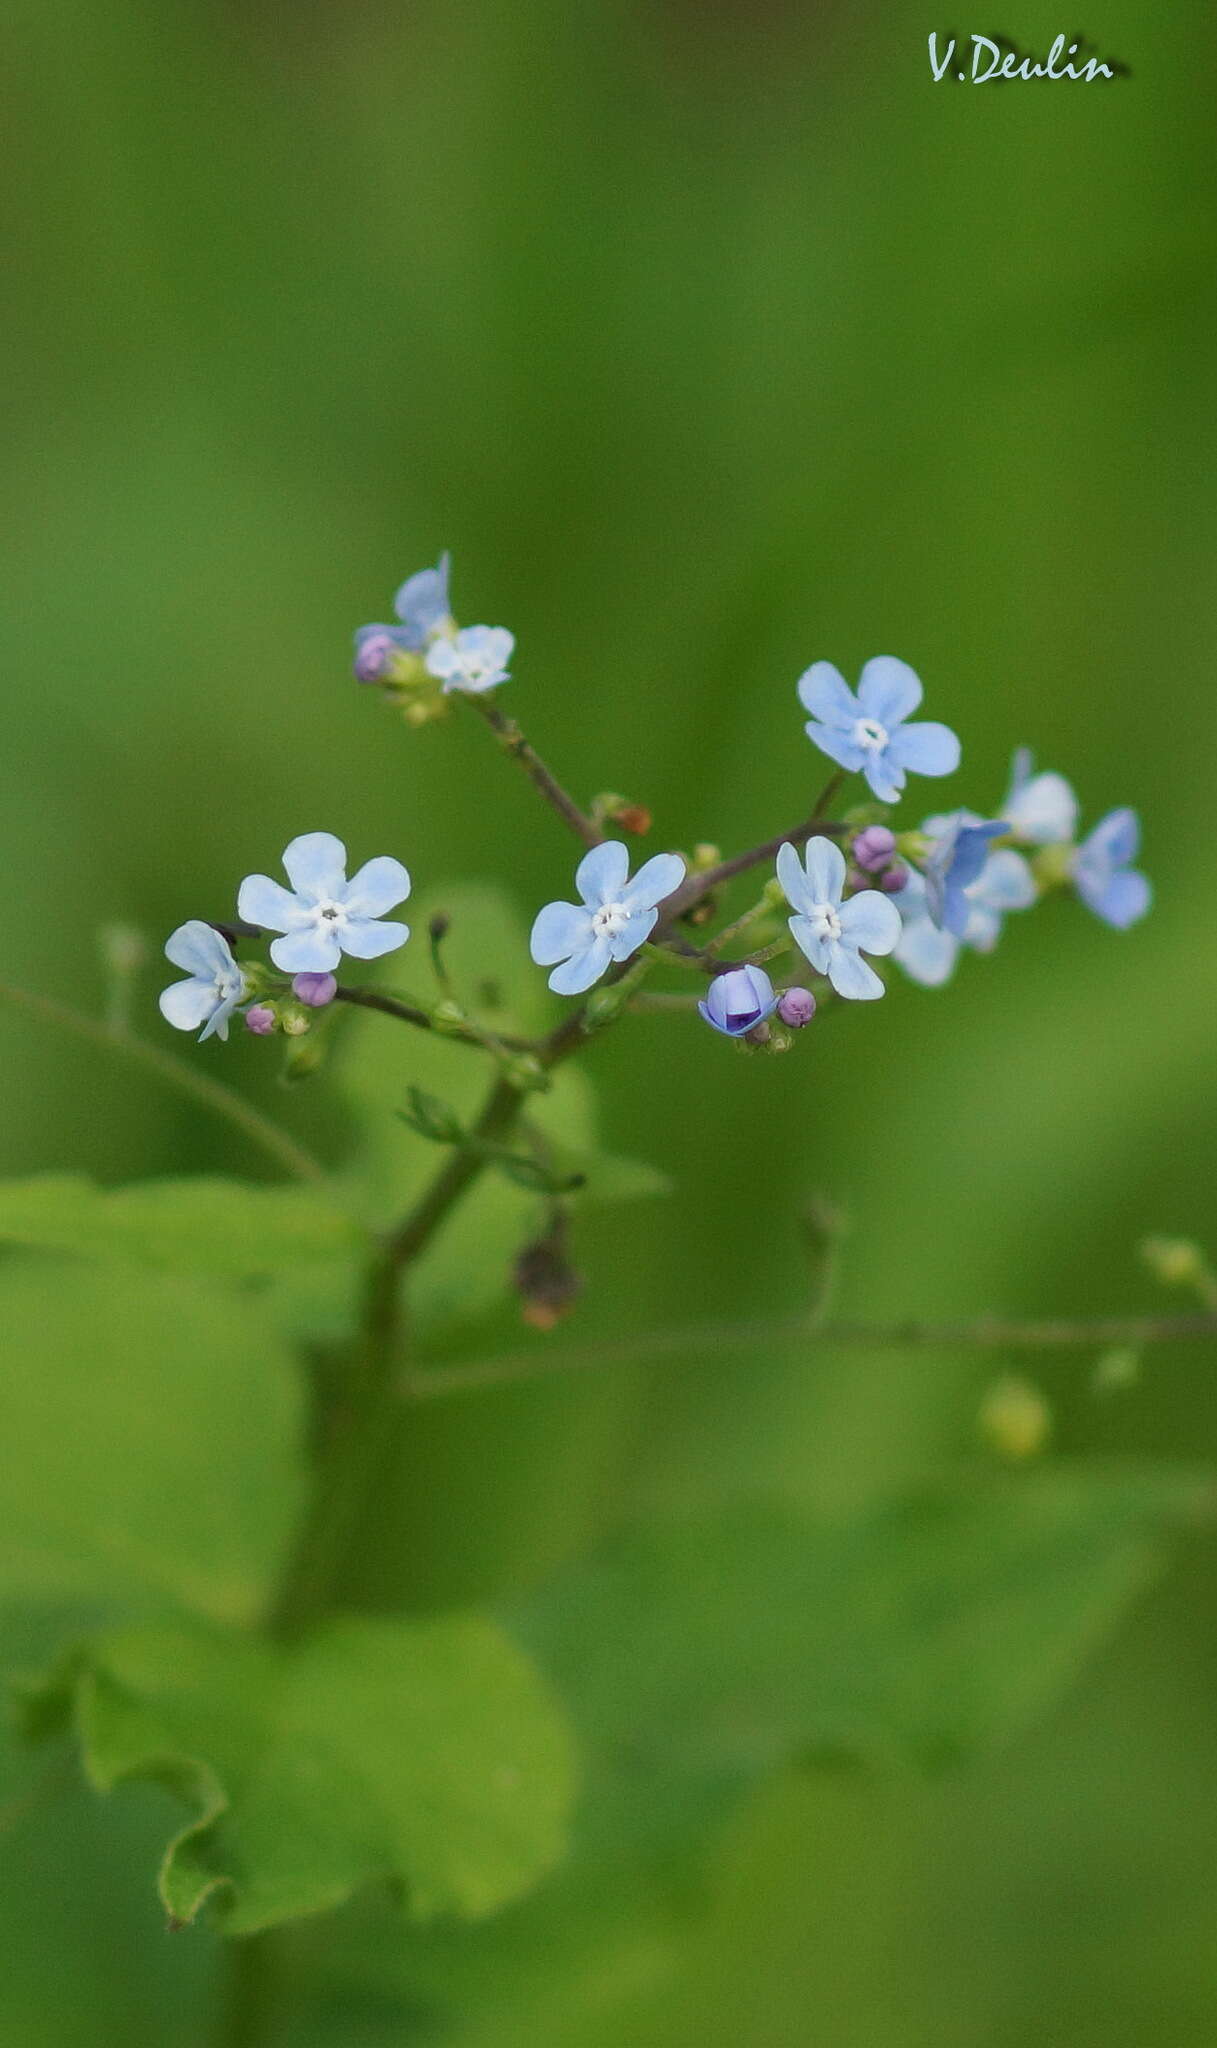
[530,841,686,996]
[1073,808,1151,929]
[159,922,247,1042]
[426,625,514,695]
[777,837,901,1000]
[895,816,1035,986]
[393,553,452,648]
[797,657,961,803]
[238,832,411,975]
[1001,747,1079,845]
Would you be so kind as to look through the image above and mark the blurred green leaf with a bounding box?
[400,1089,467,1146]
[23,1610,577,1935]
[0,1259,303,1625]
[0,1174,364,1278]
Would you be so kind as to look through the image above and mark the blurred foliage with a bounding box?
[3,0,1217,2040]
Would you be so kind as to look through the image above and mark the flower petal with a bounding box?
[838,889,902,956]
[883,720,961,778]
[548,936,613,996]
[393,555,451,642]
[158,977,218,1032]
[606,907,657,959]
[575,840,630,907]
[338,917,410,960]
[825,943,886,1000]
[796,662,858,730]
[895,917,959,987]
[163,920,232,978]
[862,755,905,803]
[974,849,1036,912]
[1080,807,1140,871]
[237,874,307,932]
[805,723,868,774]
[340,856,411,919]
[856,656,923,727]
[803,835,847,906]
[776,840,812,914]
[531,900,594,965]
[269,927,342,974]
[1078,866,1152,930]
[1003,767,1077,845]
[621,852,686,913]
[788,915,830,976]
[281,833,348,903]
[199,990,242,1043]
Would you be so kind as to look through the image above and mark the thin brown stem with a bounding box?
[465,698,603,847]
[654,773,850,933]
[333,984,532,1054]
[402,1307,1217,1402]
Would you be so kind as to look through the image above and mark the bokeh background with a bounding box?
[4,0,1217,2040]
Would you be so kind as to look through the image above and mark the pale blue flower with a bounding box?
[895,826,1035,987]
[922,814,1008,935]
[238,832,411,974]
[797,657,961,803]
[777,836,901,1000]
[1074,809,1151,929]
[1001,747,1078,845]
[352,553,452,678]
[530,841,686,996]
[699,965,779,1038]
[426,625,514,695]
[159,922,247,1042]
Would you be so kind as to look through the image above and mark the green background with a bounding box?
[3,0,1217,2039]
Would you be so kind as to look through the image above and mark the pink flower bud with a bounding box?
[777,987,817,1028]
[292,971,338,1008]
[245,1005,276,1036]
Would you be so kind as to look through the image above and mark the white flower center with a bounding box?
[310,897,349,931]
[805,901,843,942]
[591,900,631,938]
[852,717,889,752]
[215,966,245,1002]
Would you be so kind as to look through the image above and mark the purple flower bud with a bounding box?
[245,1005,276,1036]
[698,964,780,1038]
[777,986,817,1028]
[353,625,401,683]
[292,971,338,1008]
[852,825,897,873]
[880,861,908,894]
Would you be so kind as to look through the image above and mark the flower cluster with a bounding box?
[157,565,1150,1070]
[159,834,410,1041]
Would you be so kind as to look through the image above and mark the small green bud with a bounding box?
[400,690,451,728]
[691,843,721,871]
[1031,842,1075,891]
[505,1054,550,1094]
[400,1087,465,1144]
[895,830,930,864]
[98,923,146,976]
[279,1004,312,1037]
[582,985,627,1029]
[978,1374,1052,1461]
[1141,1236,1212,1291]
[762,877,788,910]
[237,959,273,999]
[764,1026,794,1053]
[430,999,469,1036]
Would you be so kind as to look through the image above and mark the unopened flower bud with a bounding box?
[852,825,897,872]
[291,971,337,1008]
[699,965,779,1039]
[978,1374,1051,1461]
[353,627,400,683]
[99,923,147,976]
[513,1229,583,1331]
[280,1005,311,1038]
[505,1054,550,1094]
[880,861,908,894]
[428,913,451,942]
[245,1004,277,1036]
[691,843,721,871]
[777,986,817,1028]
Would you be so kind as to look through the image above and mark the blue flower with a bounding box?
[797,657,961,803]
[352,553,452,679]
[159,922,247,1042]
[530,841,686,996]
[426,624,514,695]
[922,814,1009,936]
[238,832,411,974]
[1073,809,1151,928]
[1001,747,1078,845]
[698,965,779,1038]
[777,837,902,1000]
[894,846,1035,987]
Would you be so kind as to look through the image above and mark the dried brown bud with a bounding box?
[513,1229,583,1331]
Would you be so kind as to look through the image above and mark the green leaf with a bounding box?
[0,1258,303,1623]
[399,1089,467,1145]
[24,1611,577,1935]
[0,1174,364,1278]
